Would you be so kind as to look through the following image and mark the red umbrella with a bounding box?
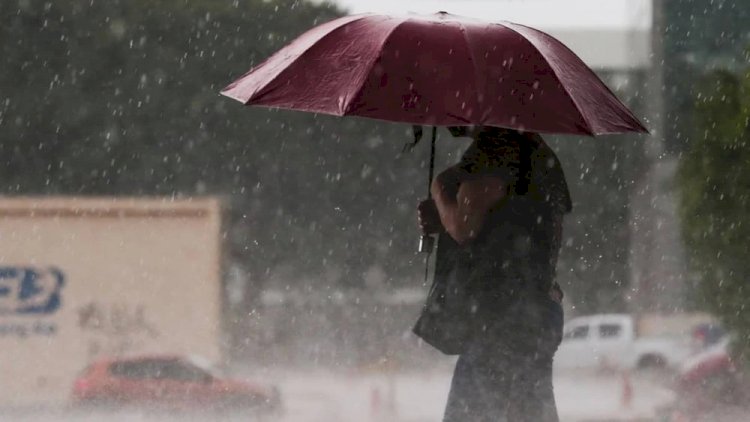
[221,12,647,135]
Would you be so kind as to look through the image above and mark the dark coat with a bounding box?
[413,134,571,355]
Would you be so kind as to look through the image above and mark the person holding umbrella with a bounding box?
[417,126,571,422]
[221,10,647,422]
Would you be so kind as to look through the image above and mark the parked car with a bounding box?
[71,355,282,415]
[554,313,697,371]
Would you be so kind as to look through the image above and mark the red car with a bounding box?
[660,338,747,421]
[71,355,281,415]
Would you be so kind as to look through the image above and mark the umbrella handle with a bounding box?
[418,127,438,255]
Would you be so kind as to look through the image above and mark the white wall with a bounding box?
[0,197,222,406]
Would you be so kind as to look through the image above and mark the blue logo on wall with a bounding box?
[0,267,65,315]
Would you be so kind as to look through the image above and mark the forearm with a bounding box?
[432,182,464,240]
[434,190,488,244]
[431,165,461,209]
[431,169,499,244]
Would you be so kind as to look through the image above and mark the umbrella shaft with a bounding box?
[420,126,438,256]
[427,126,437,199]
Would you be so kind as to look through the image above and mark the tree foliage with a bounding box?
[677,68,750,356]
[663,0,750,154]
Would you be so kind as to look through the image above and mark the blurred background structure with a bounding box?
[2,1,750,412]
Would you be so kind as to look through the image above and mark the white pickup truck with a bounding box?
[554,313,704,371]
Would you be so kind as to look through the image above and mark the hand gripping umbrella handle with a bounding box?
[418,126,437,255]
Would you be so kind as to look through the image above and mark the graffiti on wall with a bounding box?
[77,301,160,357]
[0,267,163,357]
[0,267,64,338]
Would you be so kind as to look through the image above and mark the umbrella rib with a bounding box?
[506,24,648,134]
[341,20,405,115]
[458,22,485,123]
[225,14,374,108]
[499,22,595,136]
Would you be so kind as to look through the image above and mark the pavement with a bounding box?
[8,367,750,422]
[251,367,676,422]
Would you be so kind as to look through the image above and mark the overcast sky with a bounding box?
[328,0,651,30]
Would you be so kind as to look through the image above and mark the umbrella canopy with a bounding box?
[221,12,647,135]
